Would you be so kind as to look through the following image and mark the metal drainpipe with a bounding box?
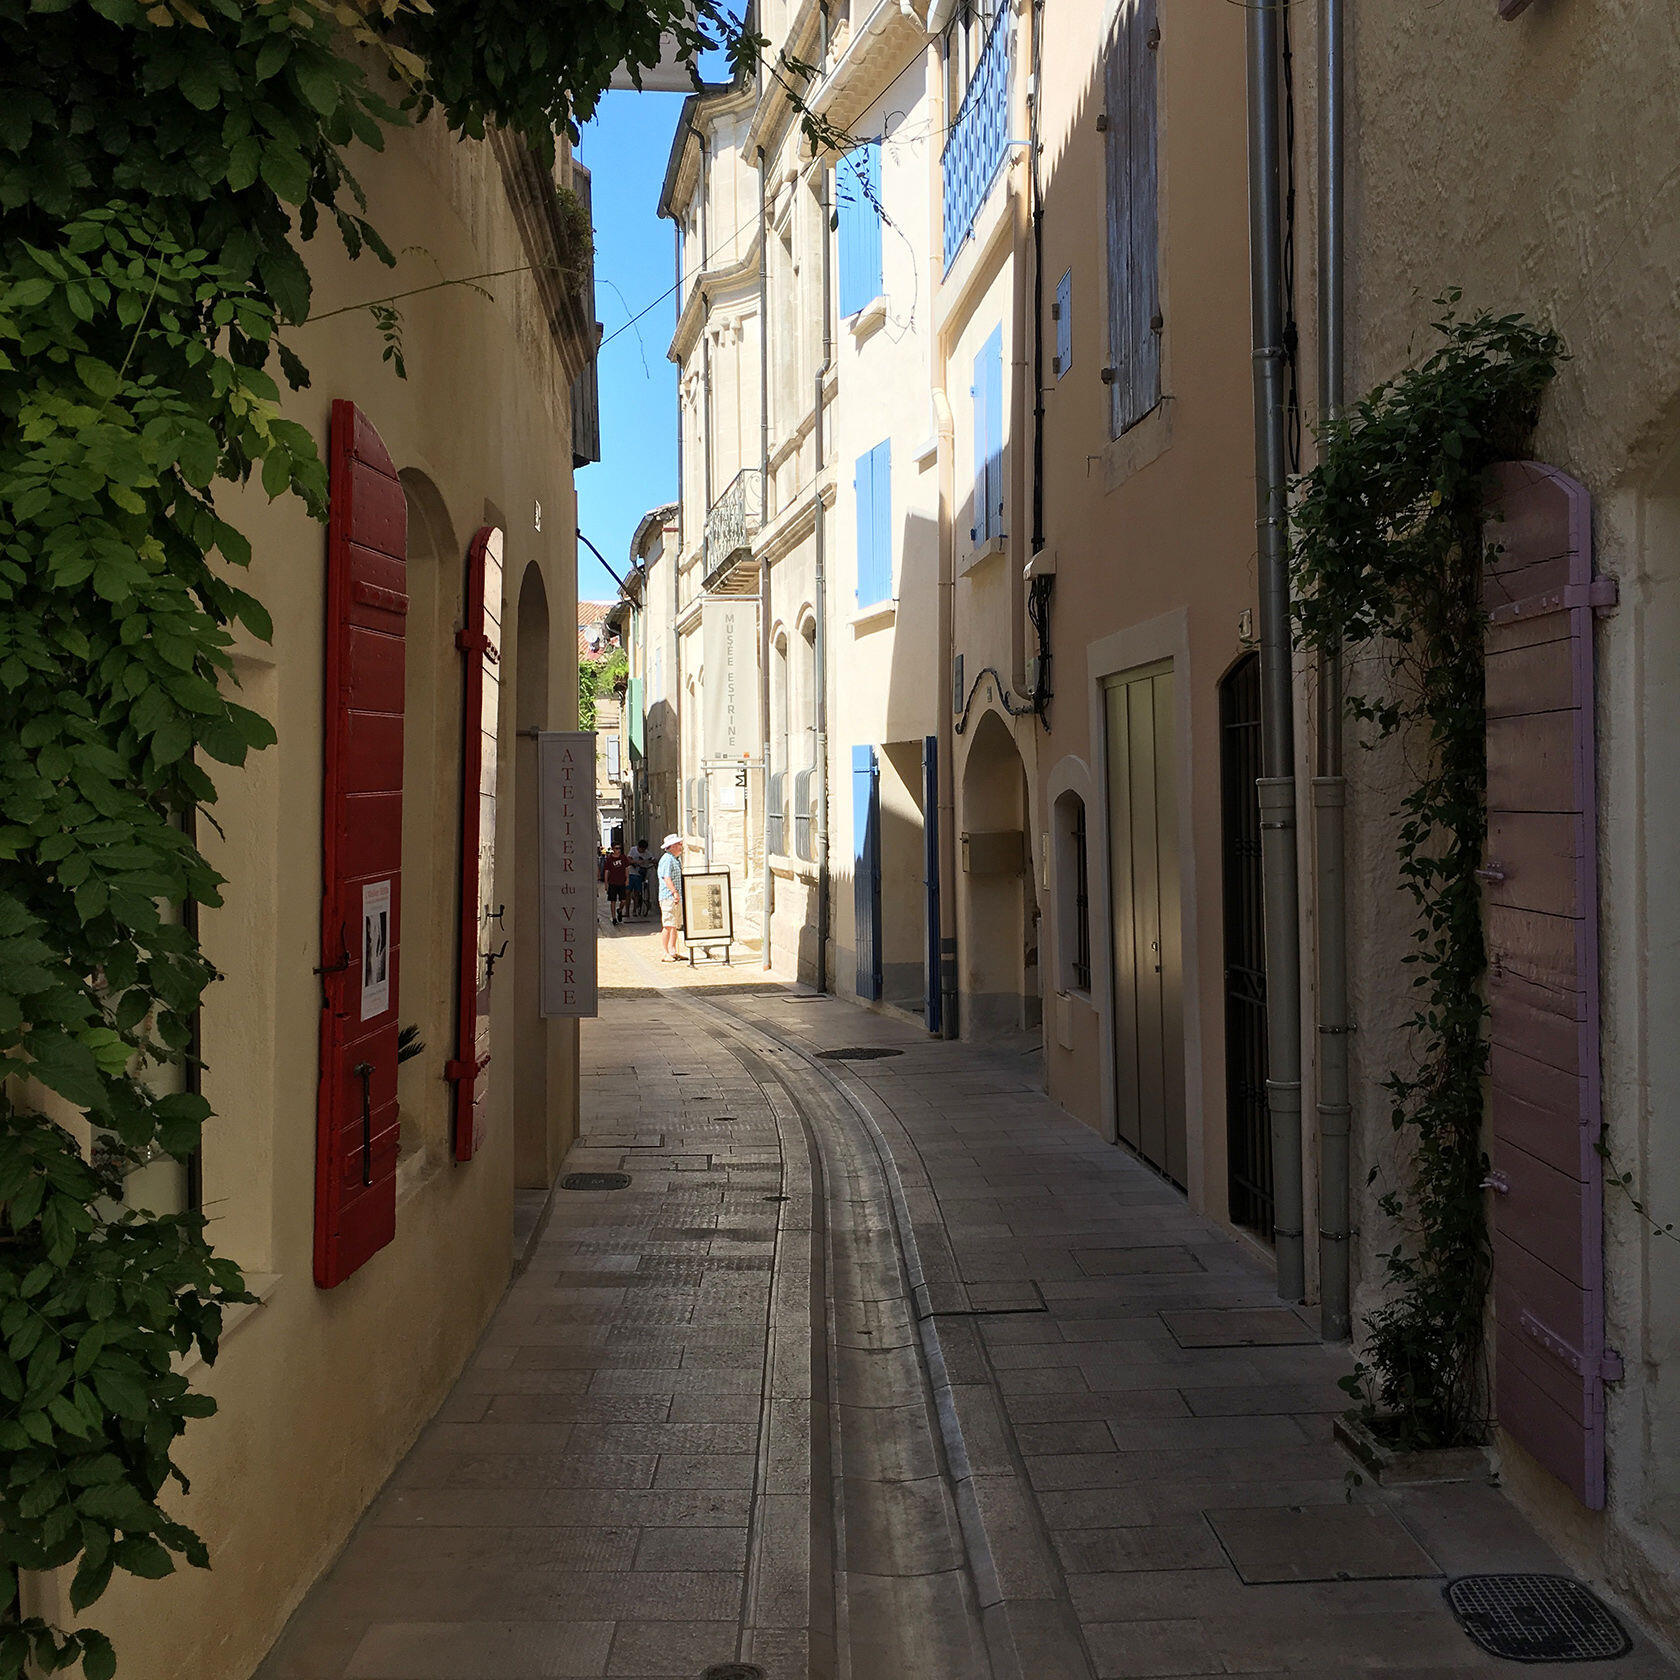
[1246,0,1306,1304]
[759,146,774,971]
[814,142,834,995]
[672,222,685,842]
[700,135,714,520]
[1314,0,1351,1340]
[930,29,958,1039]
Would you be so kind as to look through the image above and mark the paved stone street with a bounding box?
[259,908,1679,1680]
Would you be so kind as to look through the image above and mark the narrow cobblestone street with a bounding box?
[258,908,1679,1680]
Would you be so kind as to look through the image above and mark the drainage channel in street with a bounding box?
[657,972,1093,1680]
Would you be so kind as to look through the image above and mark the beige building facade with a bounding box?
[621,0,1680,1647]
[31,116,594,1680]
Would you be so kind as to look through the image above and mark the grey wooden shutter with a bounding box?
[1105,0,1160,439]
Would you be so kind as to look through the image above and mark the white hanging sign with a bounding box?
[538,732,599,1018]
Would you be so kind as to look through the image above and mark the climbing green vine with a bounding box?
[1291,297,1563,1450]
[0,2,759,1674]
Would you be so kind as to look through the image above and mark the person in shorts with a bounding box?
[604,841,631,924]
[658,834,684,961]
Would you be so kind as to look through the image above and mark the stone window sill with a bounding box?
[851,598,896,632]
[848,296,888,344]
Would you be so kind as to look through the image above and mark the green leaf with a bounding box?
[81,1630,117,1680]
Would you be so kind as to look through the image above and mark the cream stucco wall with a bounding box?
[28,113,588,1680]
[1329,0,1680,1644]
[1027,0,1269,1250]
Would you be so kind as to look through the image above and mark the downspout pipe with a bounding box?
[699,135,714,517]
[813,4,834,994]
[759,146,774,971]
[1246,0,1306,1303]
[1314,0,1351,1340]
[929,33,958,1038]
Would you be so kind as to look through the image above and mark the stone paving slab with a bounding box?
[257,913,1680,1680]
[715,984,1679,1680]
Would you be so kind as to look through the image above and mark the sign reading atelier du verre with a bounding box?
[537,732,598,1017]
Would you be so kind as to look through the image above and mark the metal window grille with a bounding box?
[793,767,816,862]
[1072,799,1091,992]
[766,768,787,856]
[941,4,1011,271]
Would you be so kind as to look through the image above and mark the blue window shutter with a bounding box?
[1055,268,1072,378]
[838,141,883,319]
[986,327,1003,539]
[974,325,1003,543]
[871,440,892,603]
[856,441,892,607]
[852,744,881,1000]
[854,446,875,606]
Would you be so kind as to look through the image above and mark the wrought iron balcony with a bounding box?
[941,6,1011,272]
[702,468,764,594]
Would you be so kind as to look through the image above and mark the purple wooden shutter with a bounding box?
[1481,460,1618,1509]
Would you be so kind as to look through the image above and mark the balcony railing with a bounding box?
[703,468,763,591]
[941,6,1011,271]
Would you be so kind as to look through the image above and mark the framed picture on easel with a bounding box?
[680,869,733,961]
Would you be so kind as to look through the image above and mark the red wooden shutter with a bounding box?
[315,400,407,1288]
[446,526,505,1162]
[1482,461,1618,1507]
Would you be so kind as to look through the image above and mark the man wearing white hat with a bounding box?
[657,834,685,962]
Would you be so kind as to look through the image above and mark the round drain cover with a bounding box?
[815,1046,902,1060]
[1444,1573,1630,1663]
[560,1172,630,1191]
[700,1666,764,1680]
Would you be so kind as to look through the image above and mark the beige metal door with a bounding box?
[1104,664,1186,1185]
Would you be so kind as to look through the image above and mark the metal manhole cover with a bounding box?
[815,1047,902,1060]
[1444,1574,1631,1663]
[560,1172,630,1191]
[701,1666,764,1680]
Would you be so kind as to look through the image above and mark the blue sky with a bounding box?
[574,91,690,604]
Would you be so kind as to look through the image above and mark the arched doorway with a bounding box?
[959,709,1035,1039]
[512,560,551,1189]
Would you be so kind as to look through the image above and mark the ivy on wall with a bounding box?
[1290,297,1563,1449]
[0,2,754,1674]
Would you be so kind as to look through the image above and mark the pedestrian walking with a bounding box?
[657,834,684,961]
[604,841,631,925]
[628,837,653,919]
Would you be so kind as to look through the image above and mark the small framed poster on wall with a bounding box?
[681,869,734,954]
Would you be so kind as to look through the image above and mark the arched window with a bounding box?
[1053,790,1091,995]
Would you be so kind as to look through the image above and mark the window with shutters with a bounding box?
[1053,791,1092,994]
[855,439,893,607]
[971,325,1004,548]
[941,0,1010,269]
[837,140,883,319]
[1104,0,1161,439]
[1054,268,1072,380]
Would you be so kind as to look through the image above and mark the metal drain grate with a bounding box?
[815,1046,903,1060]
[700,1666,764,1680]
[1445,1574,1631,1664]
[560,1172,630,1191]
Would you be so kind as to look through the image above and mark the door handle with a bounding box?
[314,921,352,975]
[353,1060,374,1186]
